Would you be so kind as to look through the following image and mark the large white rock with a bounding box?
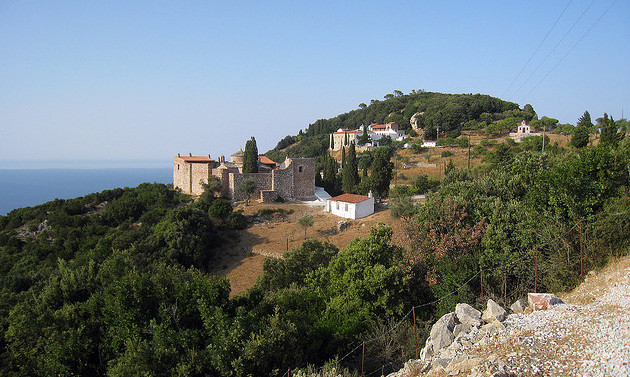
[430,312,457,351]
[482,299,507,323]
[455,303,482,327]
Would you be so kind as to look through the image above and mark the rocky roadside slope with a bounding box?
[389,256,630,377]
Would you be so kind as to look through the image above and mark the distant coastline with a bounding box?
[0,159,167,170]
[0,166,172,215]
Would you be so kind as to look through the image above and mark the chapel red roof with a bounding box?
[328,193,371,203]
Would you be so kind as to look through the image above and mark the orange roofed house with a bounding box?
[173,152,315,202]
[325,193,375,219]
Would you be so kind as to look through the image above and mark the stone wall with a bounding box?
[260,190,278,203]
[175,156,316,202]
[211,168,232,198]
[290,158,316,199]
[331,133,359,150]
[229,172,273,201]
[173,157,217,195]
[271,165,294,200]
[173,157,189,193]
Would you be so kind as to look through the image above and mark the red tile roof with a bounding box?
[258,155,276,165]
[332,131,362,134]
[178,156,215,162]
[328,193,371,203]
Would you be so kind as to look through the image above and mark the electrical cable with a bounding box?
[523,0,619,101]
[511,0,596,100]
[501,0,573,99]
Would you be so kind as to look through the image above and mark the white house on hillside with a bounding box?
[422,140,437,148]
[368,122,406,141]
[325,193,374,219]
[509,120,541,143]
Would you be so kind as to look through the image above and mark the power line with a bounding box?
[501,0,573,99]
[510,0,596,101]
[522,0,619,101]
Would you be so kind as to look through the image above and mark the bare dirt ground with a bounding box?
[212,201,406,297]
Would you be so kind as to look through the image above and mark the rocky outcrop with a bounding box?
[410,112,424,130]
[389,257,630,376]
[407,299,512,375]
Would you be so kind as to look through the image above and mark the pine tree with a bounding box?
[342,143,360,193]
[243,137,259,173]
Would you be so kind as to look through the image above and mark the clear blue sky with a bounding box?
[1,1,628,166]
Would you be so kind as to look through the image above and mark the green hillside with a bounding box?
[1,90,628,376]
[265,91,533,163]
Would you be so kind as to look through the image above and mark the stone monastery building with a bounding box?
[329,122,406,151]
[173,152,316,202]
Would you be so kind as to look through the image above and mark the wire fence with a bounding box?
[281,220,586,377]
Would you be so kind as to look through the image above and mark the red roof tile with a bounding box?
[178,156,215,162]
[258,155,276,165]
[328,193,371,203]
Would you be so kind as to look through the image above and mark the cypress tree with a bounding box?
[571,111,593,148]
[370,147,394,199]
[571,124,589,148]
[600,113,621,148]
[358,126,370,145]
[341,147,346,168]
[342,143,360,193]
[578,111,594,132]
[322,155,339,196]
[243,137,259,173]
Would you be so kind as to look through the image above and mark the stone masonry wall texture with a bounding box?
[175,156,315,201]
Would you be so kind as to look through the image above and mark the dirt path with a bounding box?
[212,201,405,297]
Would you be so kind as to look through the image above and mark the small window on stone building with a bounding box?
[177,164,180,170]
[345,203,348,211]
[336,202,339,210]
[298,166,303,173]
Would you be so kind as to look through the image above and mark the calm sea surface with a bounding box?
[0,168,172,215]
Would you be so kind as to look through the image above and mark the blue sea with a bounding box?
[0,167,172,215]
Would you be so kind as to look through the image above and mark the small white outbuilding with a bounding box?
[325,193,374,219]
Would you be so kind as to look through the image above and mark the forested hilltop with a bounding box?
[1,99,629,376]
[265,91,565,163]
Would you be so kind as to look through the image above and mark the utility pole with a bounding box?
[580,220,584,279]
[542,124,546,153]
[467,133,471,169]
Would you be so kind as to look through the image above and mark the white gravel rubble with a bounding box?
[391,258,630,376]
